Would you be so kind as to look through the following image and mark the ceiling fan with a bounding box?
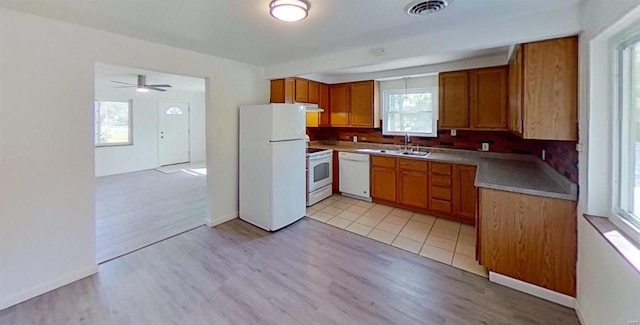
[111,75,172,92]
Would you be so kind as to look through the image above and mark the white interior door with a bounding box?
[159,102,190,166]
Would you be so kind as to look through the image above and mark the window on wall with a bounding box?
[382,88,438,137]
[94,100,132,146]
[616,36,640,230]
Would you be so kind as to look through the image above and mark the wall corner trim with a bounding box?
[205,211,238,228]
[489,272,576,308]
[0,264,98,311]
[574,300,593,325]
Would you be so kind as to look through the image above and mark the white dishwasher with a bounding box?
[338,152,371,201]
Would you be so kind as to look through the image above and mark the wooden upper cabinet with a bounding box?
[514,36,578,141]
[308,81,319,104]
[453,165,477,223]
[294,79,309,103]
[470,67,508,129]
[439,71,470,129]
[329,84,350,127]
[508,45,524,135]
[270,78,294,103]
[349,81,380,128]
[479,188,577,296]
[318,83,330,126]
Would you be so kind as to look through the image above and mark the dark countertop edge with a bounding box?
[475,182,577,201]
[584,214,640,276]
[312,142,578,201]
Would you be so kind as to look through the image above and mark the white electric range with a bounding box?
[306,147,333,206]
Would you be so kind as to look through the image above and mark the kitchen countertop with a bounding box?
[309,141,577,201]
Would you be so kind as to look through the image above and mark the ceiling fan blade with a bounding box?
[113,85,136,88]
[148,87,167,92]
[111,80,136,85]
[147,84,172,88]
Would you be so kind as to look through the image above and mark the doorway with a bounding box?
[94,62,207,263]
[159,101,190,166]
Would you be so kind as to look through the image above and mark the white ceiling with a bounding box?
[317,46,511,77]
[0,0,583,67]
[95,63,205,93]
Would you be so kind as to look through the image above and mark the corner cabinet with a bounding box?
[439,66,508,130]
[508,36,578,141]
[478,188,577,296]
[453,165,477,223]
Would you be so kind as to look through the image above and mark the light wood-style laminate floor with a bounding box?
[96,169,206,262]
[1,218,579,325]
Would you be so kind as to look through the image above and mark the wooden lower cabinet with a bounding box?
[453,165,478,223]
[478,188,577,296]
[398,170,428,208]
[332,151,340,193]
[371,167,397,202]
[369,157,477,224]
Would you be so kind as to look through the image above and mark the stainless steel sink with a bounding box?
[356,148,430,158]
[402,151,430,157]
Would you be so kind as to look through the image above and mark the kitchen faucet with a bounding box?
[404,133,411,151]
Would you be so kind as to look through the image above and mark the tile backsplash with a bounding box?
[307,127,578,183]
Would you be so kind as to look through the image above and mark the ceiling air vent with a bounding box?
[406,0,449,16]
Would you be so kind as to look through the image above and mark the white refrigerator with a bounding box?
[239,104,307,231]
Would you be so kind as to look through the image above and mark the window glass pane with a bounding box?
[166,107,184,115]
[384,89,436,135]
[95,101,131,146]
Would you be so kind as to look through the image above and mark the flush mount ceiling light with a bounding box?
[270,0,310,22]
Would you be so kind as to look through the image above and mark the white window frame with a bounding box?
[382,87,438,137]
[94,100,133,147]
[612,32,640,236]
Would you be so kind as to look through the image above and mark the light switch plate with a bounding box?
[481,143,489,151]
[451,129,457,136]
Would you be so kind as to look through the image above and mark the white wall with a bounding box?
[94,81,206,177]
[577,0,640,324]
[379,75,438,93]
[0,7,268,310]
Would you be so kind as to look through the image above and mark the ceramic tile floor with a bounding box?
[307,194,488,277]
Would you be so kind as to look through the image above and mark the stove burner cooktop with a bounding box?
[307,147,328,154]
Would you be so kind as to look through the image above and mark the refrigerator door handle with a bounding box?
[270,139,303,143]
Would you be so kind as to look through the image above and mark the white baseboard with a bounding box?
[0,264,98,311]
[205,211,238,227]
[489,272,576,308]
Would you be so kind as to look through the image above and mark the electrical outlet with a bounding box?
[353,136,358,143]
[451,129,457,136]
[481,143,489,151]
[542,149,546,161]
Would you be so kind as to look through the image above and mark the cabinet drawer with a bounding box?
[431,175,452,187]
[371,156,397,168]
[431,186,452,201]
[431,199,452,214]
[431,162,452,175]
[399,159,428,172]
